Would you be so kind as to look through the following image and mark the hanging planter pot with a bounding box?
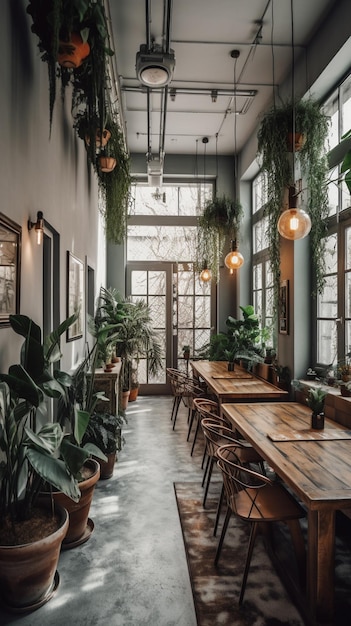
[287,132,306,152]
[99,156,117,173]
[85,129,112,148]
[57,33,90,68]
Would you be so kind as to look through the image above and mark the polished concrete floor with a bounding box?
[1,395,203,626]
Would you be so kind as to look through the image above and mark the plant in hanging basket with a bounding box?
[27,0,113,132]
[257,98,330,302]
[197,195,243,282]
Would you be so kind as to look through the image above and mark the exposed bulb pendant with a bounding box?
[224,240,244,273]
[199,260,212,283]
[277,186,311,240]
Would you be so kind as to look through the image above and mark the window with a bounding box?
[251,171,275,345]
[316,73,351,367]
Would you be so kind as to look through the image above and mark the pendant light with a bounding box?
[225,239,244,272]
[277,0,311,241]
[224,50,244,272]
[199,260,212,283]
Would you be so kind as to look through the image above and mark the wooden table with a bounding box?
[190,360,288,404]
[221,401,351,625]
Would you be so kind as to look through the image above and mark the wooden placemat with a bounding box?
[267,429,351,442]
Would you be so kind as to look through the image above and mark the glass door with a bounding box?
[126,261,213,393]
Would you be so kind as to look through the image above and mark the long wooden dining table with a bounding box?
[191,359,289,404]
[221,401,351,626]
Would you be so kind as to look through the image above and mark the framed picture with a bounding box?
[279,279,289,335]
[66,251,85,341]
[0,213,21,326]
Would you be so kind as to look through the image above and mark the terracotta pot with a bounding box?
[287,132,306,152]
[97,452,116,480]
[57,33,90,68]
[85,129,111,148]
[0,500,68,611]
[99,156,117,172]
[121,390,130,410]
[53,459,100,548]
[129,386,139,402]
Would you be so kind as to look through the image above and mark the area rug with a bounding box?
[174,481,305,626]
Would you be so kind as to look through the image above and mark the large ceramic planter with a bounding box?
[53,459,100,549]
[0,500,68,612]
[57,33,90,68]
[129,386,139,402]
[121,390,130,410]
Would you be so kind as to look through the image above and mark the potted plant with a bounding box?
[27,0,113,133]
[196,195,243,282]
[82,411,126,479]
[257,98,330,300]
[306,387,328,429]
[199,305,266,371]
[0,314,86,611]
[182,345,191,360]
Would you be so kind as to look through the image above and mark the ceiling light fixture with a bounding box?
[28,211,44,245]
[277,0,311,241]
[136,44,175,88]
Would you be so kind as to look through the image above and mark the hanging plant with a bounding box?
[27,0,113,132]
[196,195,243,282]
[257,98,330,299]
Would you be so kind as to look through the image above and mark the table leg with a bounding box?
[307,509,335,624]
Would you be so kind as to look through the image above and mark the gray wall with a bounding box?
[0,0,105,375]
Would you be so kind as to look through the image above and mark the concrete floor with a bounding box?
[1,395,201,626]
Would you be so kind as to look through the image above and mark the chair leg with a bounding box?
[203,458,214,507]
[201,446,207,469]
[214,506,231,566]
[190,419,200,456]
[239,522,258,605]
[187,409,196,441]
[170,396,177,421]
[202,453,211,487]
[213,484,225,537]
[172,396,182,430]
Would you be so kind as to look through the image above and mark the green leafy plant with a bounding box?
[0,314,84,538]
[306,387,328,416]
[196,195,243,282]
[82,411,125,455]
[198,305,266,369]
[257,98,330,300]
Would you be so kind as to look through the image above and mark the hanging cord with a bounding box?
[231,50,239,203]
[271,0,276,109]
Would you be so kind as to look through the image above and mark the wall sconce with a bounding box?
[199,261,212,283]
[277,186,311,240]
[28,211,44,245]
[224,240,244,273]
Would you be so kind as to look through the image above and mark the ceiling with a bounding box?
[108,0,339,162]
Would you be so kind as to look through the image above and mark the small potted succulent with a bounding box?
[306,387,328,430]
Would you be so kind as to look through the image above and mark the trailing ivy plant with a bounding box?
[257,98,330,300]
[196,195,243,282]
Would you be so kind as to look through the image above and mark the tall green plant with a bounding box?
[257,98,330,299]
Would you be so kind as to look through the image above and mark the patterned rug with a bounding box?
[174,481,351,626]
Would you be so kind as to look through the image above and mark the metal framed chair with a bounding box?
[215,444,306,605]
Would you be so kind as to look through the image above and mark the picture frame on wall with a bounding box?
[0,213,21,327]
[66,251,85,341]
[279,279,289,335]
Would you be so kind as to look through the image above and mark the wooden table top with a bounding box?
[221,401,351,510]
[191,360,288,401]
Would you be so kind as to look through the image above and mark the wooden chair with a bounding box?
[180,377,207,432]
[166,368,188,427]
[215,444,306,605]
